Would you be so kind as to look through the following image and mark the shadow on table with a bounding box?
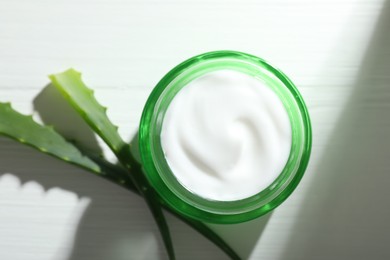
[0,82,271,259]
[281,2,390,260]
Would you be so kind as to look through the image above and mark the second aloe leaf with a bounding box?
[49,69,176,260]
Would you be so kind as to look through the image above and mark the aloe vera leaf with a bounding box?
[48,70,122,153]
[0,103,130,190]
[49,69,175,260]
[0,102,100,173]
[0,102,132,187]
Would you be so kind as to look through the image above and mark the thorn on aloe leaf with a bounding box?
[39,147,48,152]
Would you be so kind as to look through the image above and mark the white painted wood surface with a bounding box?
[1,0,390,259]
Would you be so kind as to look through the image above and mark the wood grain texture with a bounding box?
[1,0,389,259]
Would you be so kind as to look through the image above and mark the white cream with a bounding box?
[161,70,292,201]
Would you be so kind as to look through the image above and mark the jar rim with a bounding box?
[139,50,312,223]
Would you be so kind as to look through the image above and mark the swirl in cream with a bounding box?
[161,70,292,201]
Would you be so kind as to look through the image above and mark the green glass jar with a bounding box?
[139,50,312,223]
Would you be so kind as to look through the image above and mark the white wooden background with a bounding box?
[1,0,390,259]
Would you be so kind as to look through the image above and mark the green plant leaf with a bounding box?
[0,102,132,187]
[49,70,123,153]
[49,69,175,260]
[0,102,99,173]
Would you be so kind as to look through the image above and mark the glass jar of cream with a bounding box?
[139,51,311,223]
